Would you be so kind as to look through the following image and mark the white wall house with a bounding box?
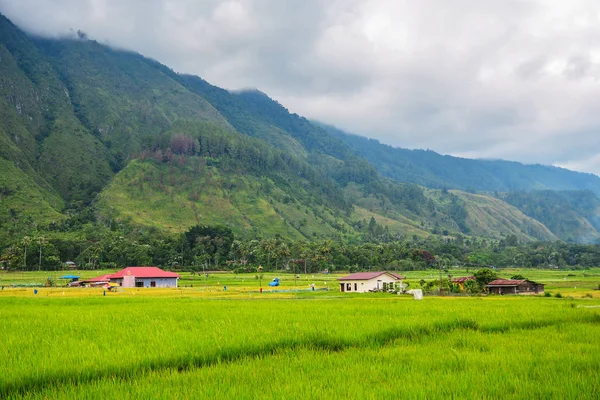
[107,267,180,288]
[338,271,405,293]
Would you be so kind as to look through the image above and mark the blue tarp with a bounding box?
[59,275,80,279]
[268,278,280,287]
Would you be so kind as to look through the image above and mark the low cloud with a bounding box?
[2,0,600,174]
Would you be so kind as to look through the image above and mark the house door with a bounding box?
[377,280,382,290]
[340,283,345,292]
[150,281,156,288]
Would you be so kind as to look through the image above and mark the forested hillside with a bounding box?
[321,124,600,195]
[499,190,600,243]
[2,8,600,269]
[0,14,113,208]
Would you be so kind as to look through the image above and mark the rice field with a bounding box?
[2,267,600,297]
[2,290,600,399]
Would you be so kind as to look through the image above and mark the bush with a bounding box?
[544,292,552,297]
[554,293,563,298]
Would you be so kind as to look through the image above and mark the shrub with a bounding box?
[554,293,563,298]
[544,292,552,297]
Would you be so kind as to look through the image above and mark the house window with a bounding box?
[354,283,358,291]
[135,281,144,288]
[347,283,352,291]
[150,281,156,288]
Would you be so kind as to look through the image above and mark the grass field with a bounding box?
[1,269,599,398]
[2,268,599,298]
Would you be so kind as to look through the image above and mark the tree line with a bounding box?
[2,220,600,272]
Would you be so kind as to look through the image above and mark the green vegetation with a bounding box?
[500,190,600,243]
[0,294,598,399]
[454,191,557,241]
[321,122,600,195]
[2,11,600,248]
[2,11,600,400]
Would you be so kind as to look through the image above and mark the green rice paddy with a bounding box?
[1,270,599,398]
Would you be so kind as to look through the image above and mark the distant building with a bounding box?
[88,267,180,288]
[81,274,113,286]
[65,261,77,270]
[338,271,405,293]
[451,276,475,290]
[486,279,544,295]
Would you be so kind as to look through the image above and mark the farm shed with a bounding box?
[451,276,475,290]
[338,272,405,293]
[81,274,114,287]
[64,261,77,269]
[486,279,544,295]
[83,274,113,283]
[107,267,180,288]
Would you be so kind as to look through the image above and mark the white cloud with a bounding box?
[2,0,600,173]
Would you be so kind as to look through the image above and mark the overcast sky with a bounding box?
[2,0,600,174]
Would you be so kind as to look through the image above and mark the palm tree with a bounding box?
[37,236,46,271]
[22,236,31,270]
[262,239,277,270]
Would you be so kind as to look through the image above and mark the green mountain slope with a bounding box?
[34,37,232,168]
[453,191,558,242]
[0,11,596,244]
[0,13,113,228]
[177,76,308,157]
[0,158,64,233]
[97,159,352,240]
[499,190,600,243]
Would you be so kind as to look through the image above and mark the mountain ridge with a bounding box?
[0,11,598,245]
[319,123,600,195]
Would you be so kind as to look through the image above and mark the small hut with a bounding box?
[486,279,544,295]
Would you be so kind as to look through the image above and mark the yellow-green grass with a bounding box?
[1,296,599,398]
[1,268,599,298]
[16,323,600,399]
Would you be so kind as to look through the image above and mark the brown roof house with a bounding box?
[486,279,544,295]
[451,276,475,290]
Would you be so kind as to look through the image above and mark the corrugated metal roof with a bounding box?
[486,279,526,286]
[451,276,475,283]
[82,274,113,283]
[338,271,405,281]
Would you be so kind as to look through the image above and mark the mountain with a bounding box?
[498,190,600,243]
[320,123,600,195]
[319,123,600,242]
[0,11,594,245]
[0,13,113,226]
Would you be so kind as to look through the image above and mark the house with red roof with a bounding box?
[82,274,113,283]
[486,279,544,295]
[88,267,181,288]
[338,271,405,293]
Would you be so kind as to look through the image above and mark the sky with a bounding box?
[1,0,600,174]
